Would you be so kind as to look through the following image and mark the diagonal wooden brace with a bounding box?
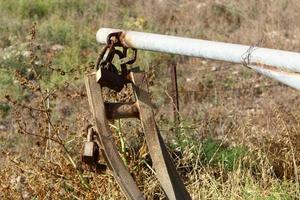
[130,72,191,200]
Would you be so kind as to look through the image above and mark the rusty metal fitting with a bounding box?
[105,102,139,119]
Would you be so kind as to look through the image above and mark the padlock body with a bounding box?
[82,141,97,164]
[96,68,125,92]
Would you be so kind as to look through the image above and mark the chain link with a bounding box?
[94,32,138,92]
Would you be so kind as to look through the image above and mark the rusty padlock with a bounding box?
[82,127,99,165]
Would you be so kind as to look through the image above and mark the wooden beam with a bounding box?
[85,74,144,200]
[131,72,191,200]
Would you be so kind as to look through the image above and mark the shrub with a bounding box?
[0,103,10,118]
[39,17,75,45]
[19,0,52,19]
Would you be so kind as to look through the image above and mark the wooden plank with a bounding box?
[85,74,144,200]
[131,72,191,200]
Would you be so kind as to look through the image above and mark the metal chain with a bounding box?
[95,32,137,76]
[94,32,138,92]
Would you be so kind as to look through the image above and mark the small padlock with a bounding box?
[96,65,126,92]
[82,127,99,165]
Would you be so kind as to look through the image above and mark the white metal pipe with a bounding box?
[248,65,300,90]
[96,28,300,90]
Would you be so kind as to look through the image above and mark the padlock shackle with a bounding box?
[87,127,94,142]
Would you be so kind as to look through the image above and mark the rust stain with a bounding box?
[249,62,300,78]
[120,31,135,48]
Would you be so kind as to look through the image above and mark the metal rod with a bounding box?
[96,28,300,90]
[105,102,139,119]
[170,63,179,125]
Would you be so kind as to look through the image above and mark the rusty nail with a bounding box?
[170,62,179,127]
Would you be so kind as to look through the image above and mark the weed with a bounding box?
[201,138,248,171]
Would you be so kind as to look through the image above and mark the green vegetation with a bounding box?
[201,138,248,171]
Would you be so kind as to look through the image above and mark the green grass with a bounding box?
[201,138,248,171]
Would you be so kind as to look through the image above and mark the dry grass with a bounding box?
[0,0,300,199]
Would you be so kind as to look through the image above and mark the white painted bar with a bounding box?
[96,28,300,90]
